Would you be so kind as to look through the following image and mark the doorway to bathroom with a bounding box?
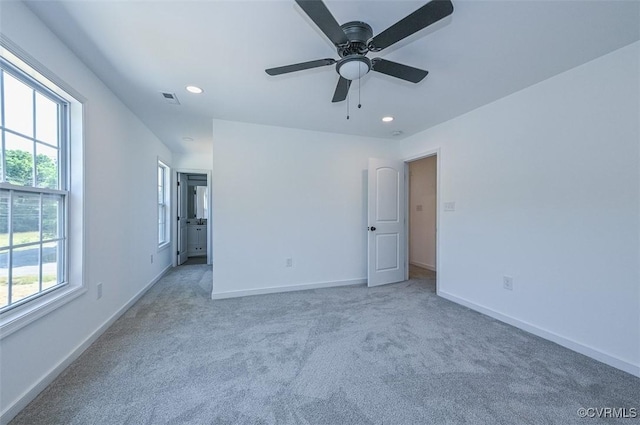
[176,171,211,266]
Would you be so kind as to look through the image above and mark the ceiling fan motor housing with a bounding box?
[338,21,373,57]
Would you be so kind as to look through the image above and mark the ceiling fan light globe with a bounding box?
[337,56,371,80]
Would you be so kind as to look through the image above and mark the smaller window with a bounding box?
[157,161,170,247]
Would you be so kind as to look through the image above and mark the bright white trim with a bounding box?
[0,285,86,339]
[438,290,640,378]
[172,168,212,267]
[0,183,67,196]
[409,261,436,271]
[0,264,172,425]
[157,159,171,247]
[211,278,366,300]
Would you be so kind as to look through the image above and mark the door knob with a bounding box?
[369,226,376,231]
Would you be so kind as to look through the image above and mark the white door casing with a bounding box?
[368,158,406,287]
[177,173,189,265]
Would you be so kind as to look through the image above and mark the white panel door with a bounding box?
[177,174,189,265]
[368,158,406,287]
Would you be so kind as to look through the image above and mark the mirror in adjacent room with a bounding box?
[187,188,203,218]
[195,186,208,219]
[186,176,208,220]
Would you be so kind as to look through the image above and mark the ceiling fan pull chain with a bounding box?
[347,86,350,120]
[358,64,362,109]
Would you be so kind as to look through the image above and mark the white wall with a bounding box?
[400,42,640,376]
[211,120,394,298]
[0,3,174,422]
[409,156,437,270]
[173,152,212,171]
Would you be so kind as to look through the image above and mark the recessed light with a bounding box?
[186,85,203,94]
[182,137,194,142]
[382,116,394,122]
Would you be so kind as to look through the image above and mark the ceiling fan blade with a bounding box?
[332,77,351,102]
[265,58,336,76]
[295,0,349,46]
[368,0,453,51]
[371,59,429,83]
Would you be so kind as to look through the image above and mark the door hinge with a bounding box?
[177,181,180,186]
[177,216,180,221]
[177,250,180,255]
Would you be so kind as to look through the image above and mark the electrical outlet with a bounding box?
[503,276,513,291]
[97,282,103,299]
[150,254,154,264]
[285,258,293,267]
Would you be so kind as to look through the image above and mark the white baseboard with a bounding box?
[410,261,436,271]
[211,278,366,300]
[438,290,640,378]
[0,264,172,425]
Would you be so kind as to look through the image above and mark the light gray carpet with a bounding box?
[10,265,640,424]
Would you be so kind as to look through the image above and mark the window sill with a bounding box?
[0,284,86,339]
[158,242,171,252]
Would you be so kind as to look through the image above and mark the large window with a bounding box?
[0,57,68,312]
[158,160,169,247]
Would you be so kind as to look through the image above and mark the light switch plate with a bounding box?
[444,202,456,212]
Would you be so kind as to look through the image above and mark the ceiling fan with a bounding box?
[265,0,454,103]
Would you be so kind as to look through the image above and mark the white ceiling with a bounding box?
[25,0,640,154]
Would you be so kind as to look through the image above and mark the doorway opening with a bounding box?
[176,172,211,266]
[406,154,438,287]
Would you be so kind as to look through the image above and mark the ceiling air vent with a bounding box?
[160,92,180,105]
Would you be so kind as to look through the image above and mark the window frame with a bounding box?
[157,159,170,249]
[0,57,70,314]
[0,37,85,339]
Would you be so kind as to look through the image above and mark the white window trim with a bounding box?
[157,158,170,250]
[0,36,85,339]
